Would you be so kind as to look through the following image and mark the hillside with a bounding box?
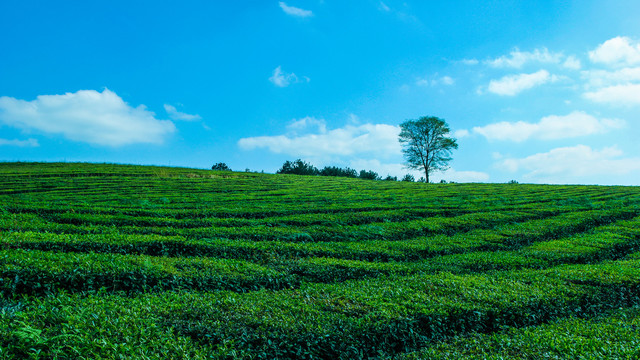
[1,162,640,359]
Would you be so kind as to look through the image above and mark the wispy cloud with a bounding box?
[164,104,202,121]
[0,138,39,147]
[286,116,327,134]
[460,58,479,65]
[279,2,313,18]
[0,89,175,146]
[269,66,309,87]
[375,1,421,25]
[485,48,564,68]
[416,75,455,87]
[470,111,624,142]
[487,70,557,96]
[378,1,391,12]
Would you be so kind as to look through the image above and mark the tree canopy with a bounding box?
[211,162,231,171]
[398,116,458,183]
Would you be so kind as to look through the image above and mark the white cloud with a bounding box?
[486,48,563,68]
[454,129,470,138]
[497,145,640,183]
[487,70,556,96]
[563,56,582,70]
[460,58,479,65]
[0,89,175,146]
[279,2,313,18]
[584,83,640,105]
[441,76,454,85]
[163,104,202,121]
[416,75,455,87]
[286,116,327,134]
[378,1,391,12]
[0,138,39,147]
[581,67,640,88]
[470,111,625,142]
[589,36,640,67]
[269,66,293,87]
[238,122,401,159]
[347,113,360,124]
[269,66,308,87]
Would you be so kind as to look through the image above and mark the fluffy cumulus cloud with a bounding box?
[580,37,640,106]
[238,121,401,159]
[163,104,201,121]
[0,138,39,147]
[485,48,564,68]
[589,36,640,67]
[487,70,556,96]
[269,66,309,87]
[470,111,625,142]
[279,2,313,17]
[0,89,175,146]
[497,145,640,183]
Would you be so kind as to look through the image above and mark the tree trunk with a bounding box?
[425,169,429,183]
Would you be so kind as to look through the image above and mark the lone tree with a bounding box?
[398,116,458,183]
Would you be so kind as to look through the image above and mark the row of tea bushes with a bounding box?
[2,258,639,359]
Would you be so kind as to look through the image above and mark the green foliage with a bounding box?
[319,166,358,178]
[1,162,640,358]
[277,159,319,175]
[211,162,231,171]
[399,116,458,183]
[358,169,380,180]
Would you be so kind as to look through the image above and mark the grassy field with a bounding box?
[1,162,639,359]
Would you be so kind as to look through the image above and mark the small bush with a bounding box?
[401,174,415,182]
[211,163,231,171]
[359,170,380,180]
[319,166,358,178]
[277,159,319,176]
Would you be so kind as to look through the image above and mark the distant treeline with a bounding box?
[276,159,422,182]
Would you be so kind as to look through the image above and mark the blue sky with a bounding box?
[1,1,640,185]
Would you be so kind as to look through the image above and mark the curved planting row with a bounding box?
[0,249,298,296]
[2,258,640,359]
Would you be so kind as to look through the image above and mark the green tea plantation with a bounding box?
[1,162,639,359]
